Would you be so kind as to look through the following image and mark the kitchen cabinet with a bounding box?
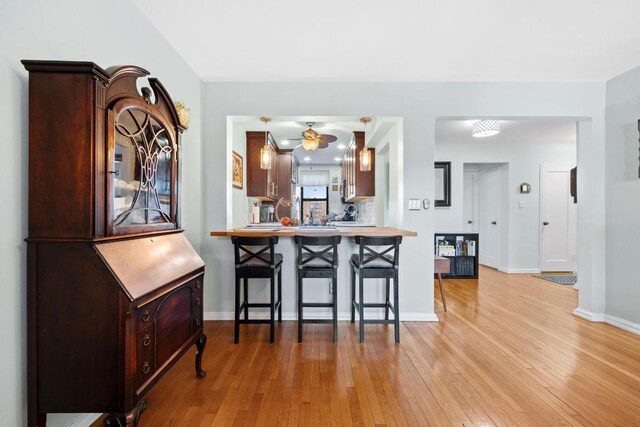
[246,131,279,201]
[23,60,206,427]
[342,131,375,202]
[276,152,293,218]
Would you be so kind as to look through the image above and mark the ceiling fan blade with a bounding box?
[318,141,329,149]
[319,134,337,144]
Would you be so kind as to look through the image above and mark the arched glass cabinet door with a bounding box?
[107,100,178,235]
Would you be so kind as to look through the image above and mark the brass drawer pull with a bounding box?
[143,334,151,347]
[195,297,201,306]
[195,279,201,289]
[141,310,150,322]
[142,361,150,374]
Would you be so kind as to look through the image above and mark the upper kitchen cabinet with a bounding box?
[343,131,375,202]
[246,131,278,200]
[276,152,293,218]
[22,60,183,239]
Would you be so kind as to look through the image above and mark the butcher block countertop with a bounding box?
[210,226,417,237]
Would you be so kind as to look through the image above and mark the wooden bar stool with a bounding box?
[350,235,403,344]
[231,236,283,344]
[294,235,342,343]
[434,256,451,311]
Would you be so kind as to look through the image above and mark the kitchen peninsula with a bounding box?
[210,226,417,326]
[210,226,416,238]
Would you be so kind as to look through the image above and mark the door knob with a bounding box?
[491,221,497,225]
[543,221,550,226]
[467,220,473,224]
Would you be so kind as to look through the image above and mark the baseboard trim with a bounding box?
[66,413,101,426]
[204,311,438,322]
[572,308,605,322]
[604,314,640,335]
[500,268,541,274]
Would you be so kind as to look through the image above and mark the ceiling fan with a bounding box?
[292,122,338,151]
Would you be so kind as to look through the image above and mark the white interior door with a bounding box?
[463,172,476,233]
[478,168,500,268]
[540,164,577,272]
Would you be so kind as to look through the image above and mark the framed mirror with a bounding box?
[434,161,451,207]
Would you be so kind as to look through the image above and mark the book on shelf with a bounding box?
[438,245,456,257]
[467,240,476,256]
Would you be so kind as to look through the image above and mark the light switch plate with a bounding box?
[409,199,421,210]
[518,200,525,208]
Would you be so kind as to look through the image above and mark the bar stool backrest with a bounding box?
[354,235,402,269]
[294,235,342,269]
[232,236,279,267]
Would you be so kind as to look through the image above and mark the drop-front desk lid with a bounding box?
[95,232,205,301]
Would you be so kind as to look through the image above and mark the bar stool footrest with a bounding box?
[239,319,274,325]
[302,302,334,308]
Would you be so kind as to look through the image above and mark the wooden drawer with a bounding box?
[135,299,160,331]
[135,323,156,389]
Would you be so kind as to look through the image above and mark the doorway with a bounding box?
[540,164,577,272]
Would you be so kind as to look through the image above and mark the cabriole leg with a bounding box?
[105,400,147,427]
[195,333,207,378]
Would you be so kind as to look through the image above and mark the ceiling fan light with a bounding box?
[302,138,320,151]
[472,120,500,137]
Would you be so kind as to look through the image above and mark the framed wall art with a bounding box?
[232,151,243,189]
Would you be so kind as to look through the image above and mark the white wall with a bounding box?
[435,135,577,272]
[0,0,203,425]
[202,81,606,327]
[605,64,640,325]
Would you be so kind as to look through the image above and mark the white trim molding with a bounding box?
[572,308,605,322]
[204,311,438,322]
[501,268,542,274]
[603,314,640,335]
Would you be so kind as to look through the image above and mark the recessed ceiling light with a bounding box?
[334,157,341,162]
[337,144,346,149]
[304,156,311,161]
[280,139,290,146]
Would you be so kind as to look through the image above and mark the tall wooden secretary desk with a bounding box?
[23,60,206,427]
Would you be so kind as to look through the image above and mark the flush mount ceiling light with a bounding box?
[472,120,500,137]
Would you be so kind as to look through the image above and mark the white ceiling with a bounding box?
[436,120,576,144]
[238,117,366,165]
[132,0,640,81]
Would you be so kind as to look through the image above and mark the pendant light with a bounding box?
[259,116,272,169]
[472,120,500,137]
[359,117,372,172]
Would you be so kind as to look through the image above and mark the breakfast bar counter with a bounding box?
[209,226,417,325]
[210,226,417,237]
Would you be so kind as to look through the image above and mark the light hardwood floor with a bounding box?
[141,266,640,426]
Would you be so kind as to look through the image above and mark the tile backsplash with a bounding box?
[355,200,375,224]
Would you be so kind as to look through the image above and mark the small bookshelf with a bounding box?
[434,233,479,279]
